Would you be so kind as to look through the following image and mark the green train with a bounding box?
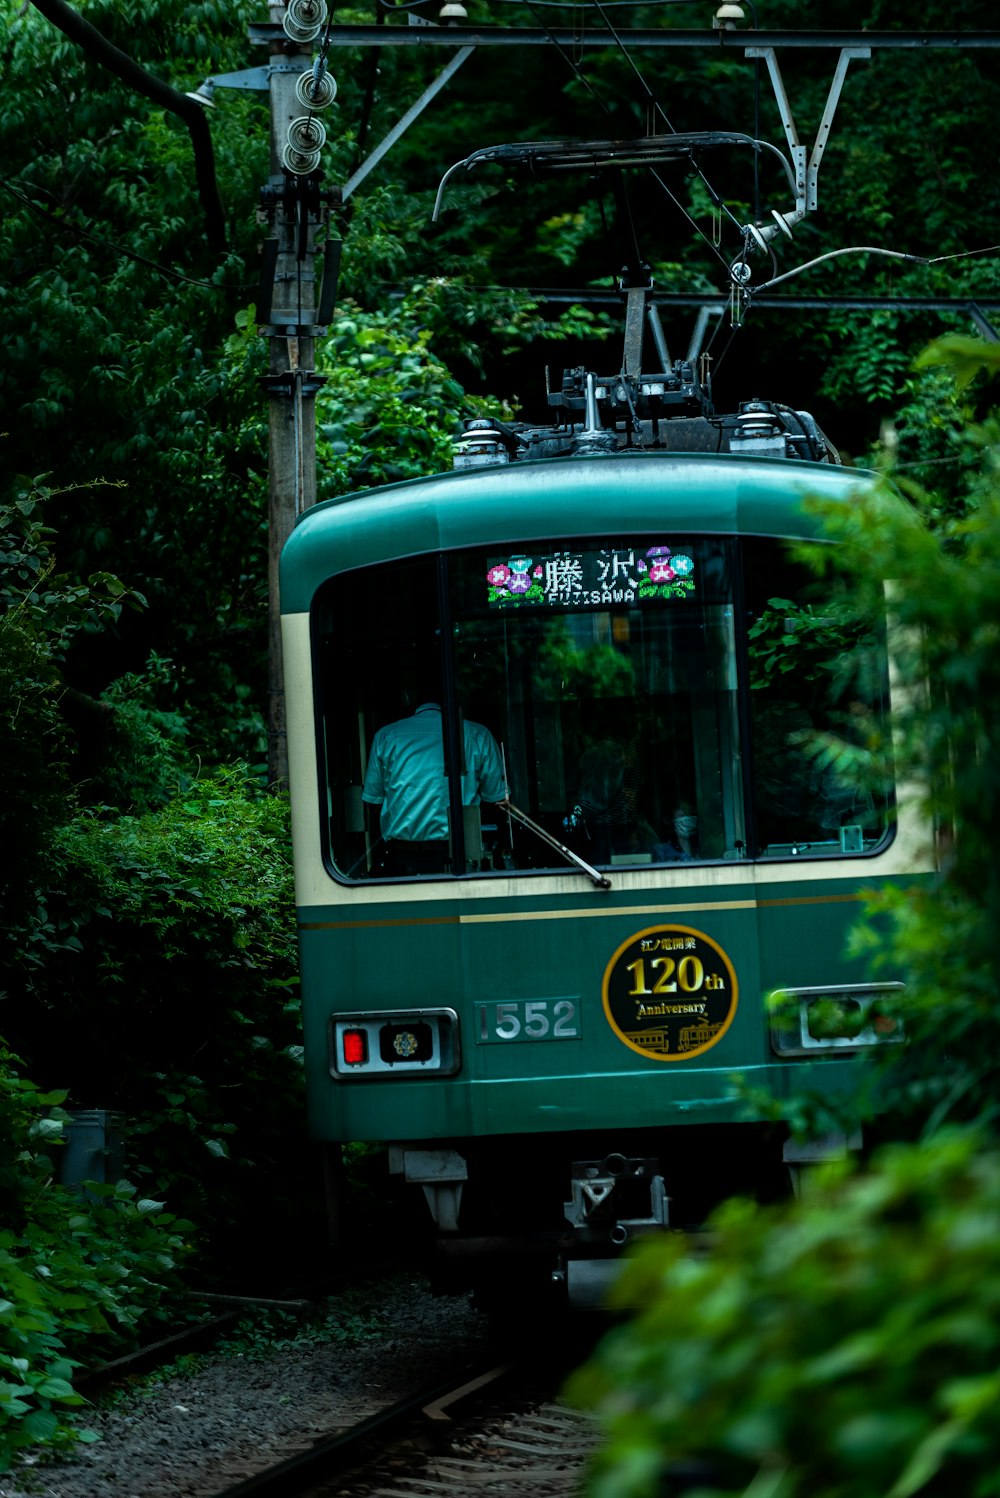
[280,357,927,1303]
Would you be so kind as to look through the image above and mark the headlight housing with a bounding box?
[769,983,904,1056]
[329,1008,461,1078]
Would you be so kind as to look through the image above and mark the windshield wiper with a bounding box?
[505,801,612,890]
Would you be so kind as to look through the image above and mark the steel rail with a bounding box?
[75,1312,242,1394]
[205,1358,515,1498]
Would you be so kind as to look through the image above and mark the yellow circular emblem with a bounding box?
[602,924,739,1061]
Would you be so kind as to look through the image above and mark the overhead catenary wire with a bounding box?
[431,0,763,268]
[441,0,741,282]
[586,0,752,248]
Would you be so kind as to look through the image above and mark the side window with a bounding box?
[744,540,893,857]
[314,558,446,878]
[314,557,509,880]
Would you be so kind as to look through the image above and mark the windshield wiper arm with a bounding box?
[505,801,612,889]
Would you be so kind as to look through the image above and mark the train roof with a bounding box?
[280,450,874,614]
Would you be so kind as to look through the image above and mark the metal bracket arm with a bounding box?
[341,44,476,203]
[744,45,870,241]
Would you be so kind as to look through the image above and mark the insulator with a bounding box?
[746,223,769,253]
[295,69,337,110]
[282,142,323,176]
[736,401,780,437]
[282,0,328,43]
[286,116,328,154]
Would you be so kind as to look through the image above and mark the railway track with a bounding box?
[0,1278,601,1498]
[208,1358,599,1498]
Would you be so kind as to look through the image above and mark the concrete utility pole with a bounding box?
[258,1,336,786]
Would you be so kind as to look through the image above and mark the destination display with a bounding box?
[485,543,696,610]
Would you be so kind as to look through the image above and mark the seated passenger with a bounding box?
[570,731,650,863]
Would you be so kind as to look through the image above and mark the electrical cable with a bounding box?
[26,0,226,249]
[701,312,741,380]
[416,0,777,281]
[773,403,822,462]
[744,243,1000,297]
[930,244,1000,264]
[587,0,732,259]
[354,0,388,179]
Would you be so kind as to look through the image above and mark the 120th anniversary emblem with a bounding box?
[602,925,739,1061]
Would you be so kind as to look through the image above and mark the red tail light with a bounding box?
[342,1029,368,1066]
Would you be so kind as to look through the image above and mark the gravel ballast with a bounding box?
[0,1279,491,1498]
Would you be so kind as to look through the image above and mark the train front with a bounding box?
[280,398,926,1303]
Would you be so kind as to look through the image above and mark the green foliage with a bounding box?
[915,333,1000,395]
[534,627,637,702]
[5,768,305,1260]
[316,299,468,493]
[0,1049,192,1470]
[0,484,143,919]
[747,596,860,694]
[570,1131,1000,1498]
[572,341,1000,1498]
[1,0,270,765]
[0,485,139,655]
[80,654,191,814]
[795,351,1000,1131]
[214,1295,387,1361]
[0,256,304,1358]
[315,293,513,495]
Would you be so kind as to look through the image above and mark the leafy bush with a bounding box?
[0,485,141,920]
[316,296,485,496]
[570,340,1000,1498]
[570,1131,1000,1498]
[1,476,312,1299]
[4,768,308,1279]
[0,1051,191,1470]
[792,340,1000,1134]
[69,653,191,815]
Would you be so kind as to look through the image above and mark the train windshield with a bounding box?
[313,536,891,881]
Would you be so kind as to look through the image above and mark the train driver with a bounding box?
[362,692,508,876]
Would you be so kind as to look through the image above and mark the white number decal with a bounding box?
[523,1001,551,1038]
[476,999,580,1042]
[494,1002,521,1039]
[552,1000,578,1037]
